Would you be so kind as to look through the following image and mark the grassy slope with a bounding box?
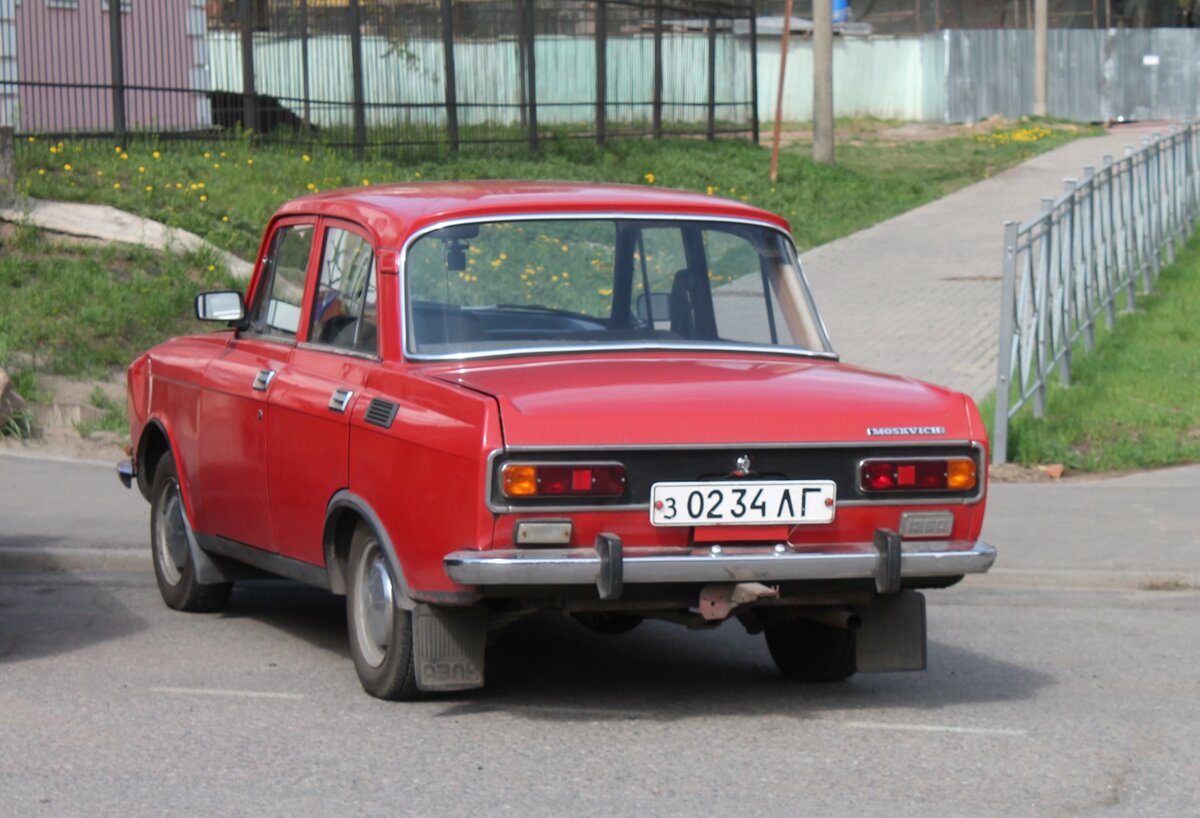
[14,120,1091,261]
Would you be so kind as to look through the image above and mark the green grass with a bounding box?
[991,232,1200,472]
[14,118,1094,261]
[0,227,240,379]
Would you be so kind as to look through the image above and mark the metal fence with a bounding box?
[0,0,758,152]
[992,124,1200,464]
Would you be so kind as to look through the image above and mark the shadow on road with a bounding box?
[0,574,148,664]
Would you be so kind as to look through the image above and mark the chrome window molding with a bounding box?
[397,212,836,362]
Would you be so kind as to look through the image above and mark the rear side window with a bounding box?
[247,223,314,339]
[308,226,378,355]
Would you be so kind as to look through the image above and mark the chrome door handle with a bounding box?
[328,388,354,413]
[252,369,276,391]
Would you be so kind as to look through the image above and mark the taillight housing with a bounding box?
[501,463,627,499]
[859,457,977,493]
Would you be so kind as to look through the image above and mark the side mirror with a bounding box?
[195,290,245,322]
[635,292,671,324]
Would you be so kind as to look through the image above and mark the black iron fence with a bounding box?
[0,0,759,153]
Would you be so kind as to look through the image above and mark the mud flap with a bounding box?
[414,603,487,692]
[854,590,927,673]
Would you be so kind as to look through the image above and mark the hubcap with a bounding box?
[154,479,188,586]
[354,541,394,668]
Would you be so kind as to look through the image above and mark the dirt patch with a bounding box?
[0,374,128,464]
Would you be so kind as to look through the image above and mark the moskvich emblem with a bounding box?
[735,454,753,473]
[866,426,946,436]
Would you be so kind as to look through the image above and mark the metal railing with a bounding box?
[992,123,1200,464]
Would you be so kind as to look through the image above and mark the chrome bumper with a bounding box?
[445,532,996,599]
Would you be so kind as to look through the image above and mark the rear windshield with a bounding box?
[404,217,831,358]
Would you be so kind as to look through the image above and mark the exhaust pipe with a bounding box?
[796,608,861,630]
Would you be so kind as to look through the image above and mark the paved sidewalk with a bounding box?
[803,121,1174,400]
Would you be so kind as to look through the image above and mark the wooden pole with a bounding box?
[768,0,793,184]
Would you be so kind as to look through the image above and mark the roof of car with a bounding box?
[272,181,792,248]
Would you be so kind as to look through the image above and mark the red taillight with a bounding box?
[860,458,977,492]
[501,463,627,498]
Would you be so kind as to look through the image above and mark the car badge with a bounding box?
[735,454,752,474]
[866,426,946,436]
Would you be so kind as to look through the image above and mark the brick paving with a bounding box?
[800,121,1173,400]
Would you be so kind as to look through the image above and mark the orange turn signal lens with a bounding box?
[501,464,538,497]
[946,458,977,490]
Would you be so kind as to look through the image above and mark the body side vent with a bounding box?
[364,398,399,429]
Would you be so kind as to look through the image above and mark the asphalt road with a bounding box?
[2,454,1200,816]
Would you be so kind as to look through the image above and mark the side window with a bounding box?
[247,223,314,339]
[308,226,378,355]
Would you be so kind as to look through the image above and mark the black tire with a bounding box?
[346,524,420,700]
[573,612,644,635]
[764,618,857,683]
[150,452,232,613]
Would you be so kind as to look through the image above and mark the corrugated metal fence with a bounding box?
[991,124,1200,464]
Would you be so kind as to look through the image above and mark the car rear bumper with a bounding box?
[444,531,996,599]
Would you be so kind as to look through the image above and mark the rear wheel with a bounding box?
[150,453,232,613]
[346,524,419,700]
[764,618,856,683]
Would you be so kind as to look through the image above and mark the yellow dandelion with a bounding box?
[114,146,123,153]
[120,153,128,160]
[63,163,72,171]
[197,182,205,189]
[598,288,613,296]
[137,166,145,173]
[560,244,569,252]
[152,150,161,159]
[207,264,216,272]
[644,172,656,184]
[706,186,715,195]
[176,182,183,189]
[190,183,199,190]
[562,272,569,279]
[361,179,370,186]
[113,182,121,190]
[95,170,104,177]
[306,183,316,191]
[467,258,475,266]
[49,146,58,154]
[145,185,154,192]
[203,151,211,159]
[414,171,421,178]
[551,275,560,282]
[221,215,230,222]
[219,151,227,158]
[490,259,502,268]
[246,158,254,166]
[499,252,507,260]
[37,168,46,176]
[213,163,221,169]
[199,194,208,202]
[27,136,36,143]
[302,154,311,162]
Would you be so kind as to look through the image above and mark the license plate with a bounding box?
[649,480,837,527]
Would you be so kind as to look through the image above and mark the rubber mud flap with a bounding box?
[854,590,927,673]
[414,603,487,692]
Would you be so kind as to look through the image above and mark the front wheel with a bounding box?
[764,617,857,683]
[346,524,419,700]
[150,452,232,613]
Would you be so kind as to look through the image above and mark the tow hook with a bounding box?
[699,582,779,621]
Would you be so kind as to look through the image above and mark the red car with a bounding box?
[119,182,995,700]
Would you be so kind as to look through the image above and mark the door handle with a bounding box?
[328,388,354,413]
[252,369,276,391]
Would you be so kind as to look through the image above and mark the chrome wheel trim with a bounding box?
[353,539,394,669]
[154,479,188,586]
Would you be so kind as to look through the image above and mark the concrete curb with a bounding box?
[967,568,1200,593]
[0,197,253,278]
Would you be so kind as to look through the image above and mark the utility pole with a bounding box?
[813,0,834,164]
[1034,0,1048,116]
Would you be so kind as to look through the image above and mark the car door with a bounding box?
[197,218,317,549]
[266,220,380,565]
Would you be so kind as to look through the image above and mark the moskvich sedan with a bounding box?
[119,182,995,700]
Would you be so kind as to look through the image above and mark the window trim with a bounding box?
[240,216,320,344]
[302,218,383,360]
